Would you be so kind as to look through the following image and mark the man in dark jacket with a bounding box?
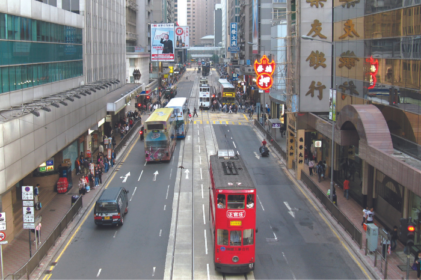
[160,34,173,54]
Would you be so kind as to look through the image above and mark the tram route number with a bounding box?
[230,221,242,226]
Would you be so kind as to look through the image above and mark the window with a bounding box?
[62,0,80,14]
[35,0,57,7]
[147,124,164,130]
[228,195,245,209]
[246,194,254,208]
[230,230,242,246]
[243,229,254,245]
[217,229,228,245]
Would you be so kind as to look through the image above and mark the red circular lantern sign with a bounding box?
[253,55,275,90]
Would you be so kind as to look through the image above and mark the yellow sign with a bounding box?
[339,19,360,39]
[230,221,242,226]
[306,20,327,39]
[225,93,233,97]
[169,66,174,73]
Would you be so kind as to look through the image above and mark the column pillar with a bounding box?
[362,161,374,209]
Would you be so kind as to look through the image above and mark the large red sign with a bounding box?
[226,210,246,219]
[254,55,275,90]
[366,56,378,90]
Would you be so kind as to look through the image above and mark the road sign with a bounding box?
[272,123,281,128]
[23,223,35,230]
[0,241,7,245]
[23,207,34,223]
[22,186,34,200]
[23,200,34,207]
[228,46,240,52]
[247,59,251,65]
[0,232,5,241]
[0,213,6,231]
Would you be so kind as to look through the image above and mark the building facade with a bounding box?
[0,0,128,241]
[186,0,220,46]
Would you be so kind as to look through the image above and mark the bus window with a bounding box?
[217,194,225,209]
[228,195,245,209]
[243,229,254,245]
[217,229,228,245]
[230,230,242,246]
[246,194,254,209]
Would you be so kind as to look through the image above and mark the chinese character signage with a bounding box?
[226,210,246,219]
[230,22,238,47]
[366,56,378,89]
[175,26,189,49]
[254,55,275,90]
[151,23,175,61]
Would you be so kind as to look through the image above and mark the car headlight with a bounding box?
[232,256,239,263]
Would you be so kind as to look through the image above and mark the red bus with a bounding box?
[209,150,256,274]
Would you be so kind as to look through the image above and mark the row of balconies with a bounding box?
[126,0,138,11]
[126,32,138,41]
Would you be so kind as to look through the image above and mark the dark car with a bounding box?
[94,187,129,226]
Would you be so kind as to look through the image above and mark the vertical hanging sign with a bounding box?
[230,22,238,47]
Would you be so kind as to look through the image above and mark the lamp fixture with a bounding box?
[73,94,81,99]
[51,103,60,108]
[85,91,91,95]
[31,110,40,117]
[66,97,74,102]
[41,106,51,112]
[59,101,68,106]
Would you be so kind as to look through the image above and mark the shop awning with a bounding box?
[106,84,142,113]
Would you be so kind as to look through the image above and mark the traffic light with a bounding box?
[136,103,141,108]
[407,221,416,247]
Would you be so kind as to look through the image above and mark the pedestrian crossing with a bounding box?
[189,120,250,125]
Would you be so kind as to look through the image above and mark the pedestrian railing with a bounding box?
[6,196,83,280]
[114,119,142,157]
[301,171,363,249]
[254,119,286,160]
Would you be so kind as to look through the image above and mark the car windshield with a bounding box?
[95,202,118,213]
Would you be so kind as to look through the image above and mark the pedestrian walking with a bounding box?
[361,207,369,225]
[95,166,100,187]
[34,222,41,244]
[391,226,398,251]
[88,171,94,190]
[229,105,232,113]
[112,137,116,150]
[75,158,81,175]
[98,165,103,184]
[366,208,374,224]
[343,178,350,200]
[189,113,192,123]
[308,160,314,176]
[316,161,325,183]
[193,107,198,117]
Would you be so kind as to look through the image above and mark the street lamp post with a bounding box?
[301,35,336,202]
[248,42,267,119]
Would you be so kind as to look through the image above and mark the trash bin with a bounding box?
[71,195,80,206]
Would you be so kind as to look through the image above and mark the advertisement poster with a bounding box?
[252,0,259,54]
[175,26,189,48]
[151,23,175,61]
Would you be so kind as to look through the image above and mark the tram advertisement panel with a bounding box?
[151,23,175,61]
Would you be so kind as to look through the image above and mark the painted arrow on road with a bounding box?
[120,172,130,183]
[283,201,295,218]
[153,171,159,181]
[185,169,190,179]
[254,152,260,160]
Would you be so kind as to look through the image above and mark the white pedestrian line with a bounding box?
[166,185,170,199]
[231,137,232,139]
[273,232,278,240]
[254,152,260,160]
[202,204,206,225]
[237,151,240,155]
[169,168,173,179]
[257,195,265,211]
[284,201,295,218]
[200,156,202,165]
[130,187,137,201]
[201,184,204,199]
[200,168,203,180]
[199,146,201,153]
[159,229,162,237]
[207,264,210,280]
[97,268,102,277]
[198,130,200,135]
[144,161,147,166]
[152,267,156,277]
[164,205,166,211]
[113,231,118,238]
[204,230,208,255]
[232,141,237,148]
[198,138,200,143]
[138,170,143,181]
[185,169,190,179]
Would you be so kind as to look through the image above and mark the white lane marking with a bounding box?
[159,229,162,237]
[207,264,210,280]
[257,195,265,211]
[254,152,260,159]
[284,201,296,218]
[166,185,170,199]
[97,268,102,277]
[200,168,203,180]
[144,161,147,166]
[273,232,278,240]
[152,267,156,277]
[201,184,204,199]
[198,138,200,143]
[231,137,233,139]
[199,146,201,153]
[198,130,200,136]
[153,171,159,181]
[237,151,240,155]
[232,141,236,148]
[202,204,206,225]
[130,187,137,201]
[113,231,118,238]
[204,230,208,255]
[120,172,130,183]
[200,156,202,165]
[138,170,143,181]
[164,205,166,211]
[228,130,230,132]
[169,168,173,179]
[185,169,190,179]
[282,252,297,280]
[188,135,191,140]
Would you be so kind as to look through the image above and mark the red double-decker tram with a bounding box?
[209,150,256,274]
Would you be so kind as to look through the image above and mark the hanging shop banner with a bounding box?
[175,26,189,48]
[151,23,175,61]
[329,89,336,121]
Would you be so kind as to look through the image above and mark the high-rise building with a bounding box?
[0,0,129,241]
[214,4,222,47]
[186,0,220,46]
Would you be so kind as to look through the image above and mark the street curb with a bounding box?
[32,129,141,280]
[251,124,380,280]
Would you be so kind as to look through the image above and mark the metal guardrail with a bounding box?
[301,171,363,249]
[6,197,83,280]
[114,119,142,157]
[254,119,286,159]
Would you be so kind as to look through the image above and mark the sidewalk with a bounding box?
[256,120,418,280]
[3,116,147,278]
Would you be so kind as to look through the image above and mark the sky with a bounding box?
[177,0,187,26]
